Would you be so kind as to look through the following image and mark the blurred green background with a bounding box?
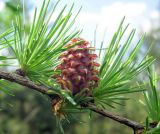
[0,0,160,134]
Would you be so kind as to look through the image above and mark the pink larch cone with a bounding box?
[52,38,100,95]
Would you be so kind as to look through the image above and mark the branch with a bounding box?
[0,70,48,94]
[0,70,145,133]
[85,103,145,134]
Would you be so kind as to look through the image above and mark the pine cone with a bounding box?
[52,38,100,95]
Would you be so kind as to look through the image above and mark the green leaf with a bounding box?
[61,90,76,105]
[141,66,160,122]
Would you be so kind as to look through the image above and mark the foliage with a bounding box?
[7,0,81,83]
[144,67,160,122]
[93,18,154,108]
[139,67,160,133]
[0,29,15,95]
